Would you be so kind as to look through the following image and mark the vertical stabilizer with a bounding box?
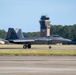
[6,28,19,40]
[15,28,24,39]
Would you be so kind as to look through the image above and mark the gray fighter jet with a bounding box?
[6,28,71,49]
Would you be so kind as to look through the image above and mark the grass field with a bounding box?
[0,44,76,56]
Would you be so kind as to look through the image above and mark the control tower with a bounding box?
[39,15,51,37]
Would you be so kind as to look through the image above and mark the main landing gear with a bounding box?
[23,44,31,49]
[49,45,52,49]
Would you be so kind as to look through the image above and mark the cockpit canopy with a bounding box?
[51,35,61,37]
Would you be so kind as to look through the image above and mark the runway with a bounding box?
[0,56,76,75]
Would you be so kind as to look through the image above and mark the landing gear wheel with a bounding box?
[49,46,51,49]
[23,44,31,49]
[28,44,31,49]
[23,44,28,49]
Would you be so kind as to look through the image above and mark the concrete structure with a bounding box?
[39,15,51,37]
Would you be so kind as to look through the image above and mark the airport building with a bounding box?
[39,15,51,37]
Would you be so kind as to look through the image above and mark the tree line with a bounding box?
[0,24,76,42]
[50,24,76,42]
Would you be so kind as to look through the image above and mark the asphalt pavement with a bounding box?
[0,56,76,75]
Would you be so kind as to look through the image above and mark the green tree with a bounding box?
[0,29,6,39]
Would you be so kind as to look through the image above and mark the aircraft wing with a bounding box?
[12,39,35,42]
[35,38,52,41]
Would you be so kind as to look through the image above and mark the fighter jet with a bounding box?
[6,28,71,49]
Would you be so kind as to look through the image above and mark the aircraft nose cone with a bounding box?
[64,39,71,42]
[68,39,71,41]
[66,39,72,42]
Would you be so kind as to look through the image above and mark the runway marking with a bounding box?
[0,58,76,61]
[0,67,76,74]
[0,67,76,71]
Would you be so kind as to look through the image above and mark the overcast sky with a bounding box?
[0,0,76,32]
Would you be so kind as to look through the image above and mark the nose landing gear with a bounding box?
[49,46,51,49]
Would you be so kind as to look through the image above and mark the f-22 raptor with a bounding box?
[6,28,71,49]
